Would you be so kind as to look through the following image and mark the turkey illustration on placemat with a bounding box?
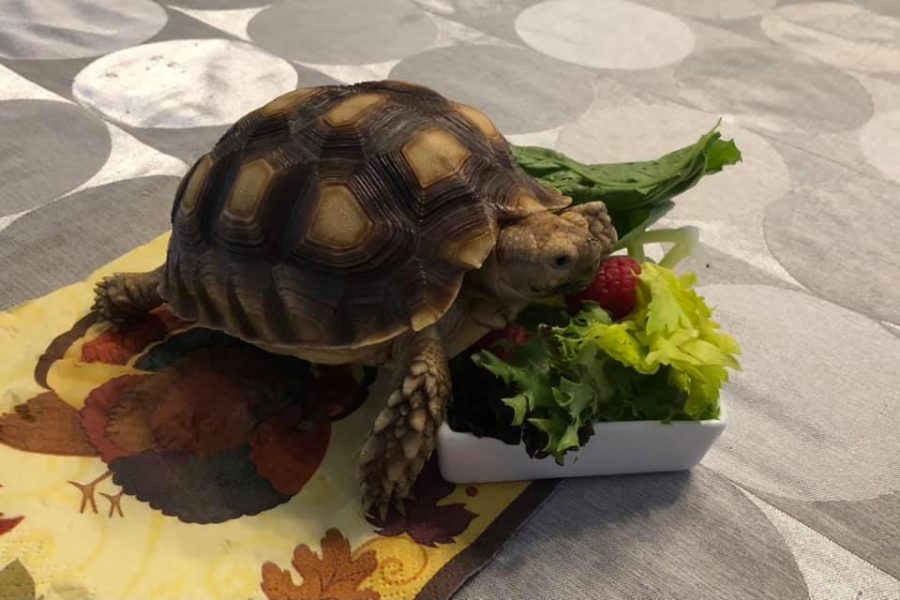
[4,305,377,524]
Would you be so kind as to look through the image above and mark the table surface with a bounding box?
[1,1,899,598]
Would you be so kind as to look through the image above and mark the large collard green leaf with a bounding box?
[511,125,742,240]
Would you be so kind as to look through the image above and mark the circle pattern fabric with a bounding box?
[761,3,900,73]
[673,46,874,134]
[390,45,594,133]
[0,0,167,60]
[1,0,899,598]
[701,284,900,501]
[0,100,111,215]
[860,110,900,184]
[247,0,439,64]
[636,0,776,20]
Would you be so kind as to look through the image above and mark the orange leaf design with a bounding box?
[0,485,24,537]
[0,392,96,456]
[261,529,379,600]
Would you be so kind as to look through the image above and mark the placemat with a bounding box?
[0,233,556,600]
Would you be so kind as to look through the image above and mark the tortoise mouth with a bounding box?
[556,281,590,295]
[528,280,589,298]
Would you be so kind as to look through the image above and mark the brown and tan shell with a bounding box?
[162,80,570,350]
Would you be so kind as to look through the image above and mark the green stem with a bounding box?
[660,226,699,269]
[626,242,646,262]
[622,226,699,269]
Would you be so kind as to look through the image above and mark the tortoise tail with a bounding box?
[92,265,165,325]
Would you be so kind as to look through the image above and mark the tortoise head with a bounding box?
[485,201,618,301]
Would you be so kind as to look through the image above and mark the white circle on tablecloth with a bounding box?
[515,0,695,70]
[860,111,900,184]
[762,2,900,73]
[700,284,900,501]
[72,39,298,129]
[0,0,167,60]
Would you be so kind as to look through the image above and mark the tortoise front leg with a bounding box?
[359,326,450,518]
[92,265,165,325]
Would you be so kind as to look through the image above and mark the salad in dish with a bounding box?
[447,125,743,464]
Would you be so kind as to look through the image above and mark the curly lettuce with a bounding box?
[570,263,741,420]
[468,263,740,464]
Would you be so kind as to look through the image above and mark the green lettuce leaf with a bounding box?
[577,263,741,421]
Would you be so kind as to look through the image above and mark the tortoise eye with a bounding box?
[554,255,574,269]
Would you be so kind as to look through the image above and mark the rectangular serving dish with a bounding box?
[437,405,727,483]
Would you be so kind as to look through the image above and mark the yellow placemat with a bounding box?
[0,233,555,600]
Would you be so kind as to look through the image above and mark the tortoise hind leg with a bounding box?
[359,326,450,518]
[92,265,165,324]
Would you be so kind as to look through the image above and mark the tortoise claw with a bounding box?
[361,480,412,521]
[361,490,391,522]
[91,268,164,325]
[362,495,375,518]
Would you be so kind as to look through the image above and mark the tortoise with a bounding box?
[92,80,617,515]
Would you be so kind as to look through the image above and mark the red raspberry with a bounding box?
[566,256,642,320]
[469,323,531,360]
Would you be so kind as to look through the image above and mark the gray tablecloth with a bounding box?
[2,1,899,599]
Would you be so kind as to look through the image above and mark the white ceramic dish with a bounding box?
[437,404,727,483]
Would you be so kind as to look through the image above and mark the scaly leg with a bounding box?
[92,265,165,325]
[359,326,450,518]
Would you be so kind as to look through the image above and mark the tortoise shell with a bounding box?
[162,80,570,349]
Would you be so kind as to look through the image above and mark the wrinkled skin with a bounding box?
[467,200,617,306]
